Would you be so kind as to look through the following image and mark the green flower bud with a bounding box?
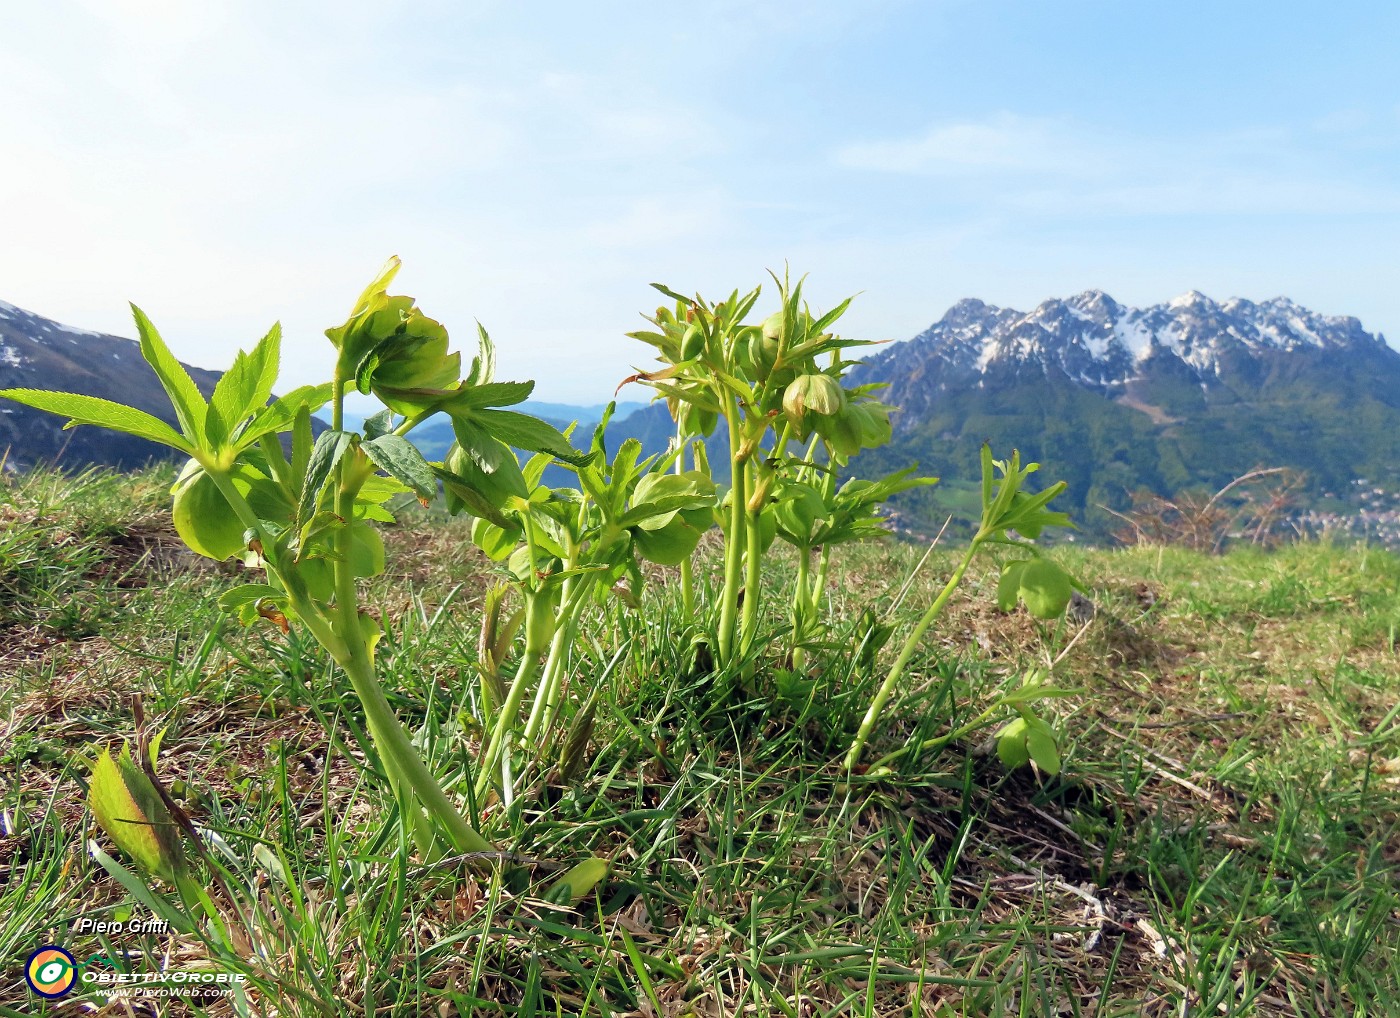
[783,373,846,425]
[680,322,706,361]
[170,459,253,561]
[761,312,784,343]
[997,558,1076,619]
[819,408,863,460]
[750,332,779,381]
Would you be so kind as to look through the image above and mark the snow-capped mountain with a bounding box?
[0,300,222,471]
[858,290,1393,424]
[849,290,1400,538]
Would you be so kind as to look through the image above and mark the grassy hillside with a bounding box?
[860,354,1400,543]
[3,468,1400,1016]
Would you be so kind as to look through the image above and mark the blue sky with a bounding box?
[3,1,1397,401]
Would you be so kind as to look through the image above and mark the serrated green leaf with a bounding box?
[473,409,588,464]
[363,408,394,439]
[210,323,281,446]
[297,430,352,525]
[129,304,207,445]
[240,383,335,450]
[620,471,717,529]
[465,322,496,386]
[441,380,535,413]
[433,464,514,528]
[0,389,194,452]
[364,434,437,501]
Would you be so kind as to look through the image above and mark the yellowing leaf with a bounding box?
[547,857,609,905]
[88,748,186,883]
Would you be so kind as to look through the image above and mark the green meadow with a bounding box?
[3,464,1398,1016]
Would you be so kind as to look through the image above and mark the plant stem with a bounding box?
[332,461,486,857]
[717,408,747,664]
[475,592,552,800]
[864,702,1003,774]
[337,640,491,856]
[522,582,592,748]
[813,544,831,607]
[675,435,695,618]
[232,378,489,857]
[791,546,811,670]
[843,536,984,773]
[739,458,763,654]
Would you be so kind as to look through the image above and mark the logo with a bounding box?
[25,945,78,998]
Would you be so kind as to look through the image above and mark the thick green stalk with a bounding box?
[474,592,552,799]
[716,409,747,664]
[336,638,490,855]
[843,536,984,773]
[812,545,831,610]
[679,558,695,618]
[333,467,488,856]
[739,459,763,653]
[791,546,811,669]
[208,449,489,857]
[522,581,592,747]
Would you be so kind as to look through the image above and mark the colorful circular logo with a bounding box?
[26,946,78,998]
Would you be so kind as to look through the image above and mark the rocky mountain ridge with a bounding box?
[858,289,1393,425]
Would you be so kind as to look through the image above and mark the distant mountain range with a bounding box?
[845,290,1400,536]
[0,300,222,471]
[6,291,1398,543]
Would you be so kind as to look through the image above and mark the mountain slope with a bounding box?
[0,300,223,471]
[851,291,1400,537]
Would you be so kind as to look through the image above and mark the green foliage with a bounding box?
[845,447,1076,772]
[625,271,931,670]
[1,256,589,863]
[11,466,1398,1014]
[0,262,1082,973]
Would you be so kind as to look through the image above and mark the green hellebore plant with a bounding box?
[0,259,601,887]
[462,406,718,801]
[625,272,906,671]
[844,446,1077,774]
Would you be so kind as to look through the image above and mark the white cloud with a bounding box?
[835,114,1095,176]
[833,114,1400,217]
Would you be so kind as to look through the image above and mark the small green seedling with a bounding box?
[844,447,1078,773]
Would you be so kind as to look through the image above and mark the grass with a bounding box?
[2,466,1399,1016]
